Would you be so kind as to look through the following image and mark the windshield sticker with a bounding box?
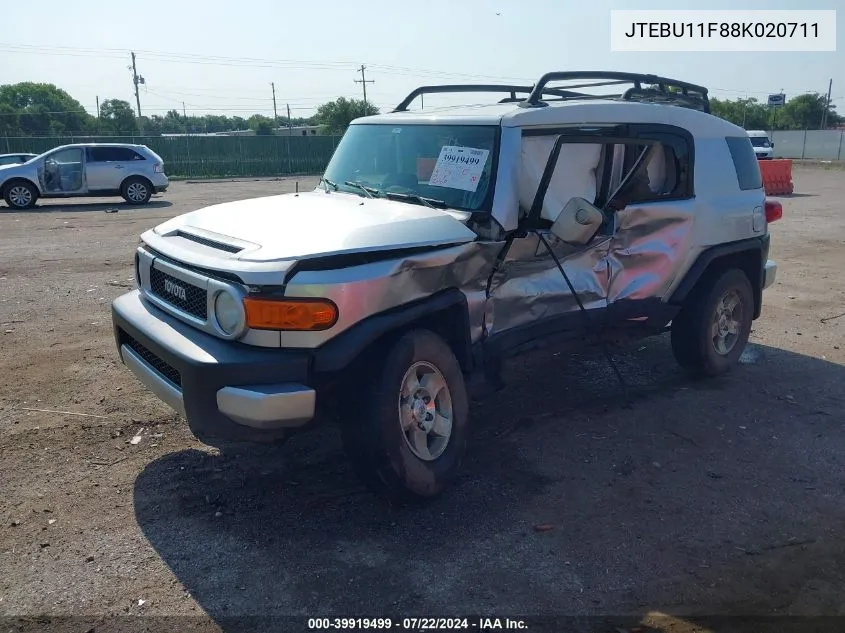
[428,146,489,192]
[417,157,437,181]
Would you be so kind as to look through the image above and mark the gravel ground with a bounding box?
[1,169,844,633]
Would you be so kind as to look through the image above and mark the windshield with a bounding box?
[322,123,498,212]
[749,136,770,148]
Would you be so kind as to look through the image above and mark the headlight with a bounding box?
[213,290,244,336]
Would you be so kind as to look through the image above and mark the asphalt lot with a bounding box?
[1,168,844,633]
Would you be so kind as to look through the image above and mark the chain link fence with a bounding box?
[2,134,344,179]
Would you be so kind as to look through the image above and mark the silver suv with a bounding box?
[0,143,169,210]
[112,71,780,500]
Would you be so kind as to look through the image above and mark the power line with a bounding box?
[0,42,534,82]
[1,42,839,97]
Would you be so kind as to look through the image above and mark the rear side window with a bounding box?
[88,147,146,162]
[725,136,762,190]
[619,141,689,203]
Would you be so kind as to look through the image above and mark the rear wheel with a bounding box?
[4,181,38,209]
[671,268,754,377]
[341,329,470,500]
[121,177,152,205]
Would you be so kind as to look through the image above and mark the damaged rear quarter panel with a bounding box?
[279,242,503,349]
[607,200,696,303]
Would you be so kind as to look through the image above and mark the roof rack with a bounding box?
[392,72,710,114]
[519,71,710,112]
[392,84,585,112]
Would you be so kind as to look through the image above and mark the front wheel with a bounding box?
[671,268,754,377]
[121,177,152,205]
[4,181,38,209]
[341,329,470,500]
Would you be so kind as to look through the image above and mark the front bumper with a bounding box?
[763,259,777,290]
[153,184,169,194]
[112,290,315,444]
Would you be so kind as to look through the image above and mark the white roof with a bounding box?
[355,98,745,139]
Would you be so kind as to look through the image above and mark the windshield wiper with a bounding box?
[383,191,447,209]
[343,180,377,198]
[320,177,338,191]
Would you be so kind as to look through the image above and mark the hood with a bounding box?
[148,190,477,264]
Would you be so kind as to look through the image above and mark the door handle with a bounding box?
[114,165,125,169]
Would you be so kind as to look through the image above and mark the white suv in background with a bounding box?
[0,143,169,210]
[746,130,774,159]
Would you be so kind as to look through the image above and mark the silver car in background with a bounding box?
[0,153,38,166]
[0,143,169,210]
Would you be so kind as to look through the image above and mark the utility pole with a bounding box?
[96,96,100,133]
[182,101,187,118]
[821,78,833,129]
[130,52,145,132]
[354,64,375,115]
[271,82,279,127]
[286,103,292,135]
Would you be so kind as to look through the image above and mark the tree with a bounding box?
[777,93,841,130]
[710,97,770,129]
[247,114,275,135]
[710,93,842,130]
[99,99,138,134]
[314,97,379,134]
[0,82,93,135]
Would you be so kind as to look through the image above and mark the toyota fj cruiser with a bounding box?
[111,71,780,499]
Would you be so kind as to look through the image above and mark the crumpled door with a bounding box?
[484,135,612,345]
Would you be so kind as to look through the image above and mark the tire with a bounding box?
[3,180,38,210]
[671,268,754,377]
[121,177,152,205]
[341,329,470,500]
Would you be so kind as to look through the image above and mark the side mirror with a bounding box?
[550,197,604,246]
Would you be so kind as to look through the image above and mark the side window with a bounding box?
[725,136,762,190]
[89,147,116,162]
[518,135,610,223]
[619,141,686,203]
[121,148,146,161]
[88,147,145,162]
[49,148,83,164]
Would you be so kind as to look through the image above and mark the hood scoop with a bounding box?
[166,227,259,257]
[176,230,244,254]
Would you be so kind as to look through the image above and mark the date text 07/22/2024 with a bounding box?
[307,617,529,631]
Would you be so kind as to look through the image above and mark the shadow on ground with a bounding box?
[134,336,845,632]
[15,198,173,213]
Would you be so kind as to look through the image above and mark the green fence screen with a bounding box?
[2,135,344,179]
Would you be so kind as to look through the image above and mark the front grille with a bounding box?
[124,335,182,388]
[149,267,207,319]
[177,231,243,254]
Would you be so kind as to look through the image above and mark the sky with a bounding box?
[1,0,842,120]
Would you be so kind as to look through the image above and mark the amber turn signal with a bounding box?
[243,297,338,331]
